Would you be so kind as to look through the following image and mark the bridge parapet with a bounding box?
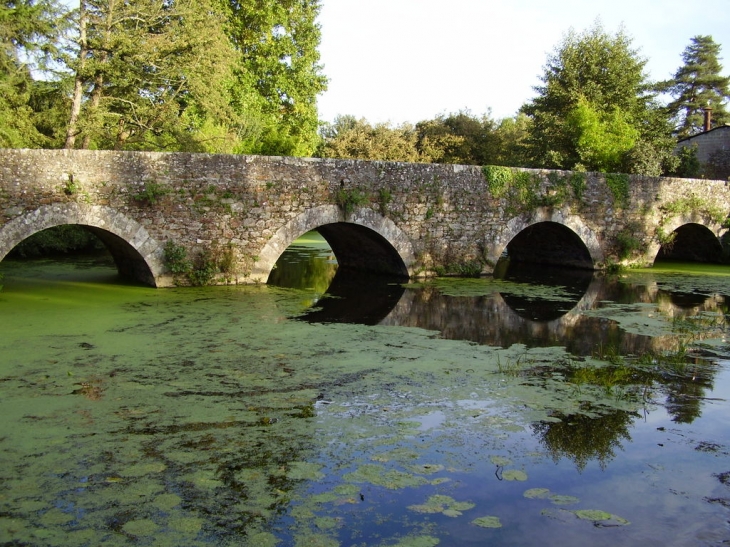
[0,149,728,286]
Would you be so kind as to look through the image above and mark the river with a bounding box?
[0,231,729,546]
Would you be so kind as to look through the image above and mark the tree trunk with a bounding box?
[64,3,88,149]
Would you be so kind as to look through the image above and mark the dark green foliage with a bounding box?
[434,260,483,278]
[615,226,642,259]
[0,0,71,148]
[377,188,393,215]
[163,240,236,286]
[9,225,105,257]
[3,0,326,155]
[672,145,701,178]
[163,241,192,275]
[605,173,630,207]
[521,22,676,175]
[659,35,730,137]
[334,187,368,217]
[187,250,217,286]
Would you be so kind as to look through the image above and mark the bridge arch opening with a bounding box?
[654,223,724,264]
[498,221,595,270]
[254,205,414,283]
[0,205,161,286]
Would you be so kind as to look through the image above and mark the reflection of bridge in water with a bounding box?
[298,267,728,359]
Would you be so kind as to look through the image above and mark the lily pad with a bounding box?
[550,495,580,505]
[502,469,528,481]
[471,515,502,528]
[572,509,630,526]
[524,488,551,499]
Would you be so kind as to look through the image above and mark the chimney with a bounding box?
[704,107,713,132]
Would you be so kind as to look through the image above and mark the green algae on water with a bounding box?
[471,515,502,528]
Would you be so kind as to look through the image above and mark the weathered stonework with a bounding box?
[0,149,729,287]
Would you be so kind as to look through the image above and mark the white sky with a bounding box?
[315,0,730,125]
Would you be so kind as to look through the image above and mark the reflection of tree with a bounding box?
[267,245,338,292]
[532,409,636,472]
[660,360,716,423]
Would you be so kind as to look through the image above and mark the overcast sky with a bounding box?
[315,0,730,125]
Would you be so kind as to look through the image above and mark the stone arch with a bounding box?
[251,205,416,282]
[0,203,162,286]
[489,208,603,269]
[651,218,726,263]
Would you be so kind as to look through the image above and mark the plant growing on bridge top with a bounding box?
[63,174,80,196]
[604,173,630,208]
[662,195,727,225]
[132,182,170,206]
[377,188,393,215]
[547,171,587,201]
[482,165,512,198]
[335,187,369,217]
[482,165,559,215]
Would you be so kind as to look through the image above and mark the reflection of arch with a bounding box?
[0,203,161,286]
[491,209,602,269]
[653,221,725,264]
[252,205,415,282]
[498,263,594,321]
[296,270,406,325]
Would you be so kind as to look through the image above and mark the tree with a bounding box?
[64,0,243,151]
[659,35,730,138]
[415,110,499,165]
[0,0,70,147]
[491,113,532,167]
[316,115,423,162]
[222,0,328,156]
[521,23,675,174]
[60,0,327,154]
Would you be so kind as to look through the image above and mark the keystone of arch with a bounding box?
[0,203,164,282]
[251,205,417,282]
[488,207,604,266]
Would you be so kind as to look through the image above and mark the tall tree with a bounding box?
[65,0,242,151]
[223,0,328,156]
[521,23,675,174]
[0,0,69,147]
[659,35,730,137]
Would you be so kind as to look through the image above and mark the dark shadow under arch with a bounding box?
[5,224,156,286]
[655,223,724,264]
[502,221,594,270]
[315,222,409,278]
[83,226,156,285]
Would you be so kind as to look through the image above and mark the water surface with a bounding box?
[0,240,729,546]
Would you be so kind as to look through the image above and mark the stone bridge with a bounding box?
[0,149,728,287]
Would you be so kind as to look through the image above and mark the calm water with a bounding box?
[1,233,729,546]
